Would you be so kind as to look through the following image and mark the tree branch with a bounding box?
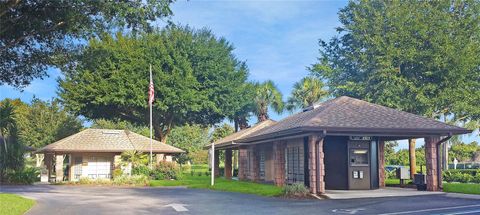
[2,21,66,50]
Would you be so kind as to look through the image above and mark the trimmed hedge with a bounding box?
[443,169,480,183]
[131,161,181,180]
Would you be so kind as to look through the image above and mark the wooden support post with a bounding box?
[409,139,417,179]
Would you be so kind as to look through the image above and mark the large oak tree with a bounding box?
[59,25,249,143]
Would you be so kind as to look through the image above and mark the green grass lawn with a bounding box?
[0,193,35,215]
[150,175,283,197]
[385,178,412,186]
[443,183,480,195]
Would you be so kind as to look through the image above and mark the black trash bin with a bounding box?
[414,173,426,191]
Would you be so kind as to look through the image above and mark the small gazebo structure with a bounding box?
[36,129,184,182]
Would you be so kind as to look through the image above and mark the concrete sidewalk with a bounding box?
[324,187,444,199]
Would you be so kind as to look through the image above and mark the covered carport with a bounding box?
[228,96,472,193]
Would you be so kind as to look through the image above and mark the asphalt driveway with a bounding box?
[1,185,480,215]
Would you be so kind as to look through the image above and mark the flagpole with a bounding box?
[149,64,153,170]
[211,141,215,186]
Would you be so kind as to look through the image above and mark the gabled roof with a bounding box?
[37,129,184,153]
[239,96,471,143]
[210,120,276,149]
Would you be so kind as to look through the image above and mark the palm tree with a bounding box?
[253,80,284,122]
[0,101,16,153]
[286,77,328,111]
[121,150,148,168]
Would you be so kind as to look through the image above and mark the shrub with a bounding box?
[473,174,480,183]
[78,177,111,185]
[197,171,202,176]
[132,165,151,176]
[190,150,209,164]
[386,170,397,179]
[113,175,149,186]
[112,169,123,178]
[5,167,39,185]
[283,183,309,198]
[75,175,149,186]
[444,169,480,183]
[152,161,181,180]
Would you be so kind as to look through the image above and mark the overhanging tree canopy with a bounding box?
[0,0,174,88]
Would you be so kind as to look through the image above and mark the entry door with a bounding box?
[347,141,371,189]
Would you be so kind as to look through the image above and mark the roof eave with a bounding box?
[238,126,472,143]
[36,149,184,154]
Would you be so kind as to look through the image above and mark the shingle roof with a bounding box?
[239,96,471,142]
[209,120,276,149]
[37,129,184,153]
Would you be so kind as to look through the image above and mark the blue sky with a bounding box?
[0,0,478,149]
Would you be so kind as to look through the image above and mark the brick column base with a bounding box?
[425,136,440,191]
[317,138,325,194]
[225,149,232,179]
[238,146,248,180]
[273,142,286,187]
[251,145,260,181]
[378,140,386,188]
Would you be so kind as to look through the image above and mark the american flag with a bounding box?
[149,72,154,104]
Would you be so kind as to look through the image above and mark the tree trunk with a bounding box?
[234,119,239,132]
[153,124,170,143]
[409,138,416,179]
[239,118,248,130]
[257,114,267,122]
